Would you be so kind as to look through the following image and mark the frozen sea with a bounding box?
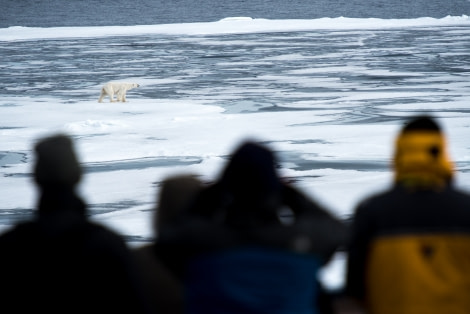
[1,1,470,290]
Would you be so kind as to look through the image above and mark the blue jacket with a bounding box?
[185,246,322,314]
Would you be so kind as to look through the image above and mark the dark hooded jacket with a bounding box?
[0,188,151,314]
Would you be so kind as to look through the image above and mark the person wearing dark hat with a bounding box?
[158,140,348,314]
[0,134,151,314]
[344,115,470,314]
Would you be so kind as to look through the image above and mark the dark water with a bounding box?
[2,0,470,28]
[3,27,469,115]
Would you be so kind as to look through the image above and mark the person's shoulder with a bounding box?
[354,187,397,214]
[282,183,325,212]
[447,185,470,202]
[0,221,37,241]
[0,222,42,259]
[83,221,129,248]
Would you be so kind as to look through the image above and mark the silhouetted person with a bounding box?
[133,174,204,314]
[0,134,151,314]
[158,140,348,314]
[345,115,470,314]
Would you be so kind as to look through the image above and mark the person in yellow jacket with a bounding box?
[345,115,470,314]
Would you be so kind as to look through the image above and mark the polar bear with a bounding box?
[98,82,140,103]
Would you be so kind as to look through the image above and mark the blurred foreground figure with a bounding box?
[0,134,151,314]
[133,174,204,314]
[158,140,348,314]
[345,115,470,314]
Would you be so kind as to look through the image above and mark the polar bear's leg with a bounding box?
[120,91,127,102]
[116,89,127,102]
[104,85,116,102]
[98,87,109,103]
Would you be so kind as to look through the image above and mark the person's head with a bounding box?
[217,140,284,226]
[34,133,82,190]
[221,140,281,203]
[393,115,454,190]
[154,174,203,232]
